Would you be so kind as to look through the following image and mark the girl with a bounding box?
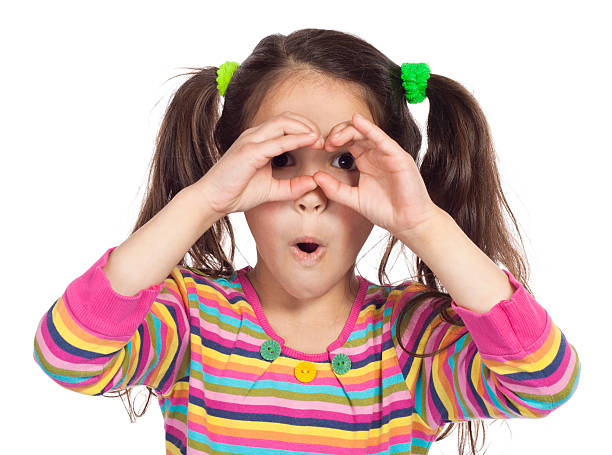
[33,29,580,455]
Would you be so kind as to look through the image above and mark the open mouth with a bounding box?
[296,242,319,253]
[291,242,326,265]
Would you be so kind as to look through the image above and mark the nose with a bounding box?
[294,178,327,213]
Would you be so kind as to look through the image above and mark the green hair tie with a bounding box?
[400,63,430,104]
[216,61,240,96]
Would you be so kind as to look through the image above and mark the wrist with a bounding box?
[179,183,226,227]
[394,205,452,249]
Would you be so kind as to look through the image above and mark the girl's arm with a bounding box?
[33,187,222,396]
[392,209,581,427]
[396,207,517,315]
[103,186,223,297]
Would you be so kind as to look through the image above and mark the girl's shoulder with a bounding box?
[379,279,460,325]
[392,279,430,293]
[370,278,431,301]
[164,264,243,296]
[360,278,432,318]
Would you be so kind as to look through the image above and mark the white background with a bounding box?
[3,0,608,453]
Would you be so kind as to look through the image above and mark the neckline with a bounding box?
[236,265,369,362]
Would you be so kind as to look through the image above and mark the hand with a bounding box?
[190,112,324,216]
[313,113,443,238]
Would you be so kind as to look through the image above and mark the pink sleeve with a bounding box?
[64,246,165,338]
[33,246,192,396]
[392,269,581,428]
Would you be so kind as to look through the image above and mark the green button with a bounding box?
[260,339,281,361]
[331,353,351,375]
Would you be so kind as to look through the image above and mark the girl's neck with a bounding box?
[245,266,359,326]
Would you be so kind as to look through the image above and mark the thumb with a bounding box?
[269,175,318,201]
[312,171,358,210]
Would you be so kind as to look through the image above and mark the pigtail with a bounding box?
[420,74,532,295]
[390,72,535,454]
[131,65,236,279]
[105,66,239,422]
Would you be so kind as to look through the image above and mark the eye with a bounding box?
[271,152,293,168]
[271,152,358,171]
[332,152,358,171]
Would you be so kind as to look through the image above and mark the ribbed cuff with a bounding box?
[450,269,551,358]
[63,246,166,339]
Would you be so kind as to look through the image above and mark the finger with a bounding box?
[324,125,366,152]
[247,115,312,142]
[246,132,320,169]
[269,175,317,202]
[312,171,359,212]
[248,111,321,142]
[280,112,322,138]
[326,120,352,137]
[350,113,394,151]
[343,137,378,161]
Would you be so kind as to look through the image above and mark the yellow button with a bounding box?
[294,361,317,383]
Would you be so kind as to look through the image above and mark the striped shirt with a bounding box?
[33,246,580,454]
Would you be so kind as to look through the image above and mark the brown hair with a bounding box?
[105,28,534,455]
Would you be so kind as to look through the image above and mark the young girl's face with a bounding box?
[244,73,375,302]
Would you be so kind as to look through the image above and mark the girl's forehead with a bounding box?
[249,75,373,130]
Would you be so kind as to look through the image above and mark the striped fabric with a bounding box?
[33,246,580,454]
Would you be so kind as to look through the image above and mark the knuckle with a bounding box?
[239,127,256,140]
[240,143,255,155]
